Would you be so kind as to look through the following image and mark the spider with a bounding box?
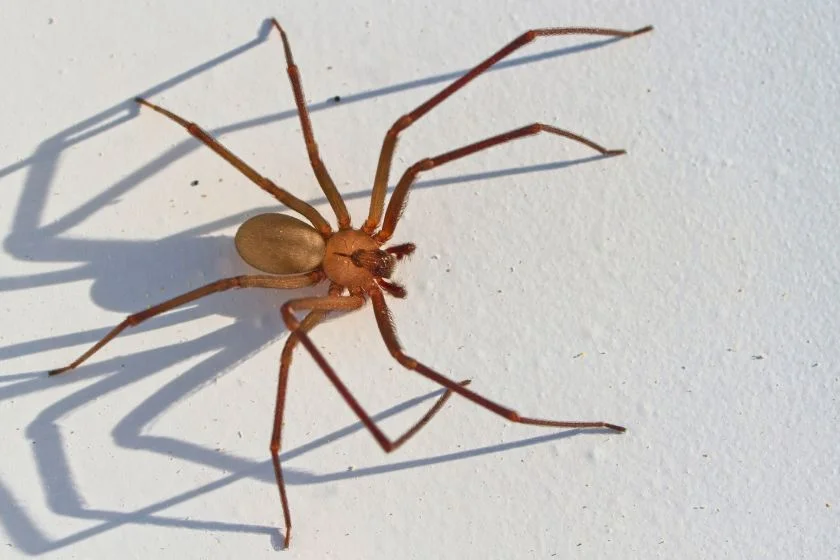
[49,19,653,548]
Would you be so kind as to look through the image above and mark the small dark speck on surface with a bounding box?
[190,180,199,186]
[751,355,764,360]
[332,95,341,103]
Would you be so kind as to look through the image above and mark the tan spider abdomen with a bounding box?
[235,213,326,274]
[323,229,380,288]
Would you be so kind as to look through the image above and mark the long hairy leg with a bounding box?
[279,294,471,452]
[271,306,328,549]
[49,271,323,376]
[368,285,625,432]
[363,24,653,232]
[376,123,624,242]
[135,98,331,234]
[271,20,350,229]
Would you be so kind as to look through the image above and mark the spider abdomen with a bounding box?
[235,213,326,274]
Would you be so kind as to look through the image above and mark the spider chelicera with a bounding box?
[50,19,653,548]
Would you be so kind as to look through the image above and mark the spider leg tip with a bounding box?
[606,423,627,433]
[606,149,627,157]
[633,25,654,35]
[269,18,294,59]
[271,18,287,36]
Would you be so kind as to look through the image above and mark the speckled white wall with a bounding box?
[0,1,837,558]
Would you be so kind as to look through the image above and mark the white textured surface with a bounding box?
[1,1,837,558]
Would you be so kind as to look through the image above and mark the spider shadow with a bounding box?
[0,20,629,555]
[12,373,601,553]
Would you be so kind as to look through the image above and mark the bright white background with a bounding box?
[1,1,837,558]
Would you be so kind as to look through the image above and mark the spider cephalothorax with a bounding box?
[50,18,651,549]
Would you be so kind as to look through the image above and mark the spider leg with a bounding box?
[48,271,323,376]
[272,284,467,548]
[271,306,329,549]
[368,285,626,433]
[375,123,624,242]
[271,20,351,230]
[135,97,331,235]
[279,294,471,452]
[363,24,653,232]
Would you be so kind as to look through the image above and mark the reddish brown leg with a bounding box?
[279,295,472,452]
[274,291,468,546]
[271,20,350,229]
[271,307,328,549]
[375,123,624,242]
[368,286,626,432]
[135,97,331,235]
[48,271,323,376]
[363,24,654,232]
[389,378,472,447]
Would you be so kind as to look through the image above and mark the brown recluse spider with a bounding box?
[49,20,653,548]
